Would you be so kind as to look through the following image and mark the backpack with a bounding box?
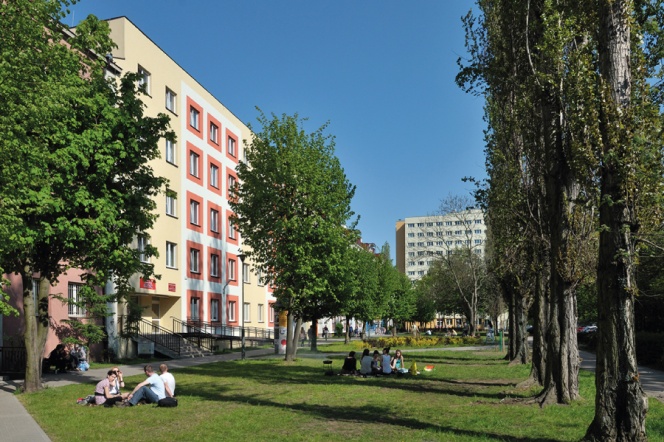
[157,397,178,407]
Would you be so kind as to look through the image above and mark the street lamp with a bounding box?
[237,253,246,360]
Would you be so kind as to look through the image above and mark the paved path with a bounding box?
[2,346,664,441]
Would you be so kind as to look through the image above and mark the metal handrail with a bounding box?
[122,316,181,356]
[171,316,275,340]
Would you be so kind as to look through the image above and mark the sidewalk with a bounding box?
[0,348,275,442]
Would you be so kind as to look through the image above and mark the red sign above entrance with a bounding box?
[168,283,176,292]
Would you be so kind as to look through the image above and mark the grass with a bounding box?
[18,349,664,441]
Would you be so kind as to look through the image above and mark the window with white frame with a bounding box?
[210,209,219,233]
[417,223,424,227]
[166,140,176,165]
[165,88,176,112]
[228,301,236,322]
[138,66,151,94]
[407,242,415,247]
[210,164,219,188]
[228,219,236,239]
[211,299,219,322]
[189,151,200,177]
[190,248,200,273]
[189,106,200,130]
[475,219,483,224]
[407,233,414,237]
[256,268,264,286]
[137,235,149,262]
[228,175,236,193]
[269,305,275,323]
[166,242,177,268]
[407,223,415,227]
[190,200,200,225]
[258,304,264,323]
[243,302,251,322]
[228,259,236,281]
[166,191,177,217]
[190,297,200,321]
[408,252,415,257]
[242,263,250,283]
[210,253,220,277]
[228,136,236,157]
[210,122,219,144]
[68,283,86,317]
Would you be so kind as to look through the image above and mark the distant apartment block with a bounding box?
[396,208,486,281]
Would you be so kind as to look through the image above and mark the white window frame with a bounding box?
[228,301,236,322]
[210,209,219,233]
[210,122,219,144]
[242,263,250,283]
[243,302,251,322]
[68,283,86,317]
[190,106,200,130]
[190,248,200,273]
[228,136,236,157]
[190,200,200,226]
[210,164,219,188]
[138,65,151,95]
[211,299,219,322]
[166,192,177,217]
[166,242,177,268]
[190,297,200,321]
[165,87,176,112]
[137,235,149,263]
[257,304,264,323]
[210,253,220,277]
[228,259,236,281]
[166,139,176,165]
[229,219,236,240]
[189,151,200,177]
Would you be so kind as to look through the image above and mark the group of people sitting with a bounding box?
[87,364,176,407]
[340,347,409,376]
[45,344,87,373]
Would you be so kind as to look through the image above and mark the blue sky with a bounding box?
[66,0,486,260]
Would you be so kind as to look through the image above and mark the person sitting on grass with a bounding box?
[381,348,393,375]
[340,351,359,375]
[127,364,173,406]
[109,367,129,399]
[159,363,176,397]
[391,349,408,374]
[94,370,125,407]
[359,349,373,376]
[371,350,382,376]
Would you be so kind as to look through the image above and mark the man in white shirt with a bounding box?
[127,365,172,406]
[159,363,176,397]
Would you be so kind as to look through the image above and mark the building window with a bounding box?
[165,88,176,112]
[190,200,200,225]
[228,259,236,281]
[229,219,236,240]
[137,235,149,263]
[446,231,452,236]
[68,283,86,317]
[243,263,250,283]
[269,305,275,323]
[417,223,424,227]
[138,66,151,94]
[408,252,415,257]
[243,303,251,322]
[228,175,236,192]
[407,233,414,238]
[190,297,200,321]
[446,221,453,226]
[417,242,424,247]
[475,239,482,244]
[166,191,177,217]
[210,164,219,188]
[210,122,219,144]
[190,248,200,273]
[189,151,200,177]
[475,219,483,224]
[258,304,264,323]
[427,241,434,246]
[166,140,176,165]
[166,242,177,268]
[228,301,236,322]
[407,223,415,227]
[210,253,220,277]
[211,299,219,322]
[475,229,482,234]
[210,209,219,233]
[228,136,236,157]
[189,106,200,130]
[436,222,443,226]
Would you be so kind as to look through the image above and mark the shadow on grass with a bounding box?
[177,361,523,401]
[183,387,560,442]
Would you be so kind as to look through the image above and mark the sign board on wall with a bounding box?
[139,278,156,290]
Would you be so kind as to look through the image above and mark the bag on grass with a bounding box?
[158,397,178,407]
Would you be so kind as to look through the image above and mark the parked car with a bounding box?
[581,325,597,333]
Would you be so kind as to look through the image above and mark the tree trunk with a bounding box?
[285,313,301,362]
[504,279,515,360]
[344,315,350,344]
[510,289,529,365]
[310,318,318,351]
[23,274,50,392]
[529,264,548,385]
[584,1,647,439]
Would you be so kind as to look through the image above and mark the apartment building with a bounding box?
[105,17,275,352]
[396,208,486,281]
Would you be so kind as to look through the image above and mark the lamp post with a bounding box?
[237,253,246,360]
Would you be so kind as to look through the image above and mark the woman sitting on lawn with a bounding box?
[391,349,408,373]
[359,349,373,375]
[340,351,359,375]
[371,350,382,375]
[94,370,125,407]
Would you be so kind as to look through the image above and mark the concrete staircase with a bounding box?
[134,335,214,359]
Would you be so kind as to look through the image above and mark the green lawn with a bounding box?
[18,349,664,441]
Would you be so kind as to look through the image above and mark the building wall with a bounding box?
[106,17,275,336]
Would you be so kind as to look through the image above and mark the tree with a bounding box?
[0,3,173,392]
[231,110,357,361]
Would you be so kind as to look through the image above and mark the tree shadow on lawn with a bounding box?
[179,362,519,401]
[412,354,507,365]
[182,388,561,442]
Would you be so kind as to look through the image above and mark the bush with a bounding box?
[363,336,483,349]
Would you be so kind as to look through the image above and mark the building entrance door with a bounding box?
[151,300,160,329]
